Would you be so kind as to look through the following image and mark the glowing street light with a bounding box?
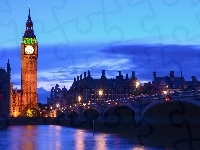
[165,94,171,101]
[78,95,81,103]
[134,80,141,96]
[56,103,60,108]
[98,89,103,104]
[165,97,170,101]
[135,81,140,88]
[163,90,168,95]
[98,89,103,96]
[77,95,82,107]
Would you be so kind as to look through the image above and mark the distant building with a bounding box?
[0,60,11,119]
[142,82,152,95]
[185,76,200,91]
[47,70,138,108]
[47,84,67,109]
[152,71,200,94]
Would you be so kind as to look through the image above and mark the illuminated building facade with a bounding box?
[47,70,138,108]
[10,8,38,117]
[152,71,200,93]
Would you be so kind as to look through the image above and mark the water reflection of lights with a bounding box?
[21,126,37,150]
[75,130,85,150]
[133,145,147,150]
[54,125,61,136]
[54,126,62,150]
[94,134,107,150]
[55,140,61,150]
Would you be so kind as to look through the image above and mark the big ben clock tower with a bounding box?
[21,8,38,115]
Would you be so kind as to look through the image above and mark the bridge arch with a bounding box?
[143,100,200,123]
[81,107,99,121]
[143,99,200,117]
[68,110,78,120]
[103,104,136,122]
[82,106,100,115]
[68,110,78,115]
[58,112,65,119]
[103,104,136,115]
[142,101,167,117]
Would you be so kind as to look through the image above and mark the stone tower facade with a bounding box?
[10,8,38,117]
[21,8,38,114]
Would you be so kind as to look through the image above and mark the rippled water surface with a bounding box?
[0,125,161,150]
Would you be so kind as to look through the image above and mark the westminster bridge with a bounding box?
[60,94,200,124]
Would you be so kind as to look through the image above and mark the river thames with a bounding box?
[0,125,165,150]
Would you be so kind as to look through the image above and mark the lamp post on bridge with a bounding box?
[98,89,103,120]
[56,103,60,117]
[77,95,82,120]
[98,89,103,105]
[78,95,82,106]
[134,80,143,125]
[131,80,140,98]
[163,90,171,101]
[135,80,140,96]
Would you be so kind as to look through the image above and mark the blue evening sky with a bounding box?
[1,0,200,103]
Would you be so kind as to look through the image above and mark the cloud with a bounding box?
[1,42,200,103]
[98,43,200,79]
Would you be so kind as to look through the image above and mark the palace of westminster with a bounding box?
[0,9,200,118]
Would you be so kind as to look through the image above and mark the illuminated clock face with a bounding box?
[25,45,34,54]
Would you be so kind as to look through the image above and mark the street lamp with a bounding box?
[78,95,81,106]
[163,90,168,95]
[78,95,81,103]
[98,89,103,104]
[56,103,60,108]
[99,89,103,96]
[165,95,171,101]
[135,80,140,96]
[136,81,140,88]
[56,103,60,117]
[163,90,170,101]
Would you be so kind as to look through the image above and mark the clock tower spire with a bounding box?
[21,7,38,116]
[23,7,36,38]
